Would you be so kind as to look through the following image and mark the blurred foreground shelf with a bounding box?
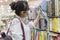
[48,16,60,18]
[49,31,60,34]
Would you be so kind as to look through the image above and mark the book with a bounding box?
[55,0,58,16]
[58,0,60,16]
[48,0,55,16]
[58,34,60,40]
[52,18,58,32]
[48,34,58,40]
[49,18,53,31]
[39,18,47,30]
[32,30,35,40]
[57,18,60,32]
[38,32,40,40]
[36,30,47,40]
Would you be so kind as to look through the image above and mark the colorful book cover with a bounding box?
[51,0,55,16]
[36,30,41,40]
[41,31,45,40]
[58,0,60,16]
[55,0,58,16]
[38,32,40,40]
[57,34,60,40]
[48,0,55,16]
[36,30,47,40]
[57,18,60,32]
[49,18,53,31]
[39,18,47,30]
[55,0,60,16]
[32,30,35,40]
[49,36,52,40]
[52,18,58,32]
[49,36,57,40]
[47,0,52,16]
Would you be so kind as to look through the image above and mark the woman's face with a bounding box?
[19,11,28,18]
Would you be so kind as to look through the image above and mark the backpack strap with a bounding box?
[20,22,25,40]
[6,17,26,40]
[18,18,25,40]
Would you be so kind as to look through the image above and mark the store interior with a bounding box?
[0,0,60,40]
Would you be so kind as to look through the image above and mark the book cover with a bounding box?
[49,18,53,31]
[58,0,60,16]
[55,0,58,16]
[32,30,35,40]
[57,18,60,32]
[48,0,55,16]
[39,18,47,30]
[36,30,47,40]
[52,18,58,32]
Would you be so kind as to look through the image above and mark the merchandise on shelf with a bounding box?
[47,0,56,16]
[48,33,60,40]
[39,18,47,30]
[55,0,58,16]
[57,34,60,40]
[57,18,60,32]
[48,0,60,16]
[50,0,55,16]
[32,30,35,40]
[36,30,47,40]
[49,18,53,31]
[52,18,58,32]
[49,18,60,33]
[57,0,60,16]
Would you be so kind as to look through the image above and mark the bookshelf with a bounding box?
[40,0,60,40]
[47,0,60,39]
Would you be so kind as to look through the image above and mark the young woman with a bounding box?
[9,1,40,40]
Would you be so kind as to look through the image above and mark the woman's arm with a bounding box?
[34,11,40,26]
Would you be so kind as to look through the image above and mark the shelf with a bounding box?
[36,29,47,31]
[0,18,10,20]
[48,33,57,36]
[49,31,60,34]
[48,16,60,18]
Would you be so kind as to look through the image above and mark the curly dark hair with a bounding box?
[10,1,29,16]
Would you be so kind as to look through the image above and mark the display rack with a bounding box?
[48,16,60,18]
[47,17,60,40]
[46,0,60,40]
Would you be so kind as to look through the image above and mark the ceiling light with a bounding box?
[1,5,4,8]
[5,0,8,2]
[27,0,29,2]
[13,0,16,2]
[0,0,3,3]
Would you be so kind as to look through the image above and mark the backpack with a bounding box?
[0,32,12,40]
